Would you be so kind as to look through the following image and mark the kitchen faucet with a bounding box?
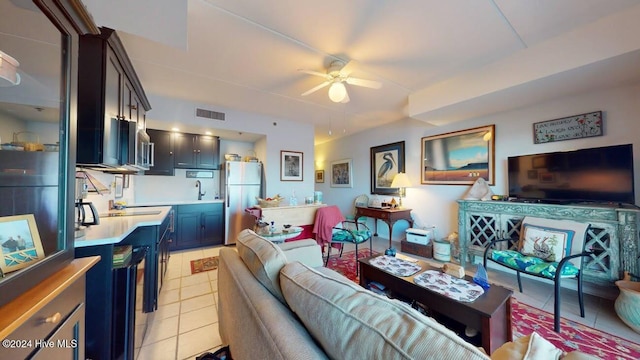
[196,180,206,200]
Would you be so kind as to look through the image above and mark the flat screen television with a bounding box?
[508,144,635,205]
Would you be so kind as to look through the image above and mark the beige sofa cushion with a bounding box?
[236,229,288,303]
[280,261,491,360]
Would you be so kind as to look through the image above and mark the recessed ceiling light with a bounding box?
[171,127,180,132]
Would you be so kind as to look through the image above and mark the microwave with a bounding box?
[119,120,153,170]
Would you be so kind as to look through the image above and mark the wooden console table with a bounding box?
[355,206,413,249]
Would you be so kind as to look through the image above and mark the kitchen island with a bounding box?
[75,206,172,360]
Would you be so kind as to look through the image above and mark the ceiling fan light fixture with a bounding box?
[328,82,347,102]
[0,50,21,87]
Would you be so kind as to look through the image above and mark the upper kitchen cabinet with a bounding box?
[145,128,174,176]
[77,27,152,171]
[174,133,220,170]
[0,0,98,307]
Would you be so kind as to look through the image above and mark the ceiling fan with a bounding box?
[299,60,382,103]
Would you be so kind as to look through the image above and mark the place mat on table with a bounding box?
[413,270,485,302]
[369,255,422,277]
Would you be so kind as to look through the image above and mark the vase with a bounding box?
[615,272,640,334]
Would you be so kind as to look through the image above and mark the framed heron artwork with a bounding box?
[370,141,405,195]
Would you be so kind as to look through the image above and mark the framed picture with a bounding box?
[533,111,603,144]
[315,170,325,183]
[331,159,353,188]
[370,141,405,195]
[123,174,130,188]
[0,214,45,275]
[114,174,124,198]
[421,125,495,185]
[281,150,303,181]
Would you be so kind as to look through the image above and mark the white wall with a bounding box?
[145,94,316,204]
[316,83,640,240]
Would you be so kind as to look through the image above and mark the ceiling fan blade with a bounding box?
[301,81,330,96]
[298,69,331,79]
[338,60,356,77]
[345,77,382,89]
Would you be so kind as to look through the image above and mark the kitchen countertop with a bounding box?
[131,200,224,207]
[74,206,172,248]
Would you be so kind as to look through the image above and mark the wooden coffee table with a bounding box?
[359,256,513,354]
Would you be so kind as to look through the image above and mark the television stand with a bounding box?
[458,199,639,285]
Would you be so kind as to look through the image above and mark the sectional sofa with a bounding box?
[216,229,596,359]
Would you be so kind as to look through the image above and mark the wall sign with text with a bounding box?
[533,111,603,144]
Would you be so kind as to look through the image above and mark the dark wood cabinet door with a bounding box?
[145,129,174,175]
[196,135,219,169]
[201,208,223,246]
[174,210,200,249]
[173,133,197,168]
[101,53,122,165]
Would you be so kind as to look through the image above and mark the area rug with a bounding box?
[190,256,219,274]
[324,248,380,282]
[512,299,640,360]
[327,252,640,359]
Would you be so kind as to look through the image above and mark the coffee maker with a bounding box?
[75,176,99,238]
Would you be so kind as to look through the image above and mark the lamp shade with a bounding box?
[391,172,412,188]
[328,82,347,102]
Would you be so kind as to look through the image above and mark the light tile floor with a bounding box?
[137,236,640,359]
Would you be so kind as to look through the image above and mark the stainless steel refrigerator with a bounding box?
[222,161,262,244]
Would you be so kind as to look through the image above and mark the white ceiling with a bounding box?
[10,0,640,144]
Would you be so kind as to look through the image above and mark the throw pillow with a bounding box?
[519,224,575,262]
[235,229,288,304]
[279,261,491,360]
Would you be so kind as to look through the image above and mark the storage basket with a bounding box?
[12,132,44,151]
[256,195,283,208]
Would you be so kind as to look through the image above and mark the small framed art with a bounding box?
[281,150,303,181]
[315,170,324,183]
[0,214,46,274]
[331,159,353,188]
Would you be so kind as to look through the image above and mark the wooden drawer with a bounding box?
[0,280,85,359]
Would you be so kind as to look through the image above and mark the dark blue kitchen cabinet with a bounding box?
[145,128,175,176]
[172,203,223,250]
[174,133,220,169]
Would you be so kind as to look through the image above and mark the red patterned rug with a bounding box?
[327,250,640,359]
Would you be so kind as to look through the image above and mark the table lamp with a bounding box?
[390,173,412,208]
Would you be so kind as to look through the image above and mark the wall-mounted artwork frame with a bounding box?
[0,214,45,275]
[533,111,603,144]
[370,141,405,195]
[315,170,324,183]
[281,150,303,181]
[421,125,495,185]
[331,159,353,188]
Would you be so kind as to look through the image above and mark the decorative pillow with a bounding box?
[279,261,491,360]
[519,224,575,262]
[235,229,288,304]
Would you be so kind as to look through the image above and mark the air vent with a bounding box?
[196,108,225,121]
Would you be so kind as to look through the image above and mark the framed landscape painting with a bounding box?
[421,125,495,185]
[0,214,45,274]
[370,141,405,195]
